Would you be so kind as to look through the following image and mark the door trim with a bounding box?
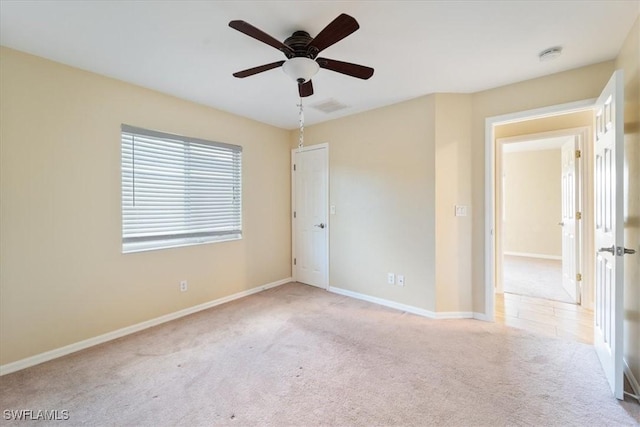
[291,143,329,289]
[484,99,596,320]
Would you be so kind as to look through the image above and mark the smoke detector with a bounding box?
[539,46,563,61]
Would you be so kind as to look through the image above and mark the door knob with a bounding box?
[598,245,615,254]
[314,223,325,229]
[558,222,564,226]
[623,247,637,255]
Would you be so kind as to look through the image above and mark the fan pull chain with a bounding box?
[298,97,304,152]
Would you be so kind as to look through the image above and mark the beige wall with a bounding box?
[503,149,561,257]
[0,48,292,365]
[291,93,475,314]
[290,96,438,311]
[615,15,640,390]
[292,63,615,316]
[434,94,473,312]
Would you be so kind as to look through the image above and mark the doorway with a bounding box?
[484,101,596,318]
[496,128,590,306]
[493,126,593,344]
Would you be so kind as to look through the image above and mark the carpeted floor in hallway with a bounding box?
[0,282,638,426]
[503,255,573,303]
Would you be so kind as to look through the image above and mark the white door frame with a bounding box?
[484,99,596,320]
[495,126,591,307]
[291,143,329,289]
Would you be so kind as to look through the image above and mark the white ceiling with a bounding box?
[1,1,638,130]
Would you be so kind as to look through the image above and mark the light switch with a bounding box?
[455,205,468,217]
[387,273,395,285]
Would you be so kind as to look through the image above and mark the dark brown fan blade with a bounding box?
[317,58,374,80]
[233,61,285,78]
[229,20,293,55]
[306,14,359,55]
[298,80,314,97]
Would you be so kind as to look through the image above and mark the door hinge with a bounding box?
[293,164,296,171]
[293,211,296,218]
[576,273,582,282]
[576,212,582,220]
[575,150,581,159]
[294,258,296,265]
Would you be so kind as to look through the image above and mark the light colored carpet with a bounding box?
[503,255,574,303]
[1,282,638,426]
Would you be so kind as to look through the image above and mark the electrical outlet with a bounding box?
[387,273,395,285]
[180,280,188,292]
[397,275,405,287]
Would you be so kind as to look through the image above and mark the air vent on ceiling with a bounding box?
[310,98,350,114]
[539,46,562,61]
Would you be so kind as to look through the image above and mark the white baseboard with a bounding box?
[435,311,475,319]
[328,286,473,320]
[473,312,491,321]
[0,278,291,376]
[503,251,562,261]
[624,359,640,398]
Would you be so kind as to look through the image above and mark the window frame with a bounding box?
[120,124,242,253]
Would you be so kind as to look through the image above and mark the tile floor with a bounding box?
[495,292,594,344]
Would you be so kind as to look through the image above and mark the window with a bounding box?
[121,124,242,253]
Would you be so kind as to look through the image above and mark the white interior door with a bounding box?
[561,138,580,303]
[293,145,328,289]
[594,70,624,400]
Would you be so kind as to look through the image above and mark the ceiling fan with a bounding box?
[229,13,374,97]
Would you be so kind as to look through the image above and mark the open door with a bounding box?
[594,70,625,400]
[560,137,580,303]
[292,145,329,289]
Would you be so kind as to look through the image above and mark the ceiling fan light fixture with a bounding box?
[283,57,319,84]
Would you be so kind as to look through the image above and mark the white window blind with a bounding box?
[121,124,242,253]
